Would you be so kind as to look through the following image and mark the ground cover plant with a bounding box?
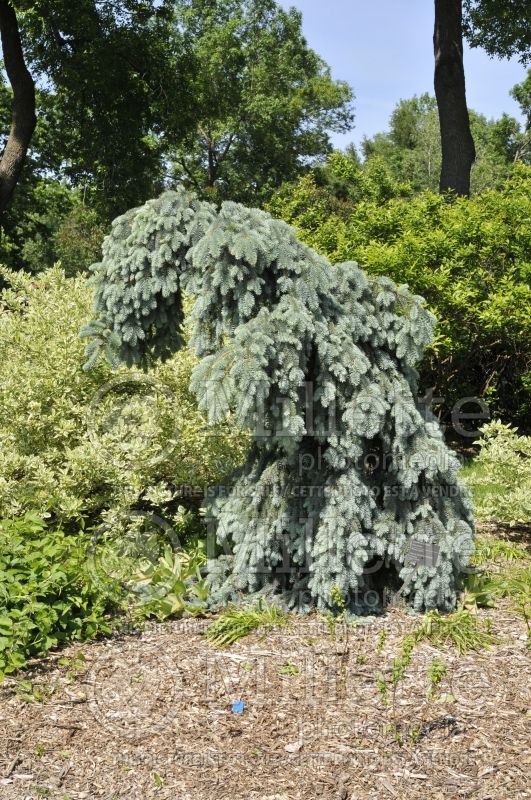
[0,513,210,679]
[0,513,118,680]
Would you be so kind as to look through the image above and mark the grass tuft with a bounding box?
[411,609,497,654]
[206,602,289,648]
[472,537,528,566]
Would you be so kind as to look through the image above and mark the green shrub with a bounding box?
[0,266,247,532]
[0,180,106,277]
[461,421,531,523]
[268,161,531,429]
[0,513,210,679]
[54,202,106,277]
[0,514,119,678]
[0,263,248,675]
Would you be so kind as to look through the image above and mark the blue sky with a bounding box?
[279,0,527,150]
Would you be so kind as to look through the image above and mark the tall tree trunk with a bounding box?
[0,0,36,215]
[433,0,475,196]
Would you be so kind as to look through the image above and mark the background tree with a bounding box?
[433,0,475,196]
[510,70,531,162]
[168,0,354,205]
[362,94,441,191]
[434,0,531,196]
[361,92,527,194]
[13,0,194,219]
[0,0,354,269]
[463,0,531,63]
[0,0,35,214]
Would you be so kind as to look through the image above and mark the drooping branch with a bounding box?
[0,0,36,215]
[433,0,475,196]
[81,189,475,614]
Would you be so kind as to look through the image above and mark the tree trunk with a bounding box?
[433,0,475,196]
[0,0,36,215]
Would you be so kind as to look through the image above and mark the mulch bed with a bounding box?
[0,535,530,800]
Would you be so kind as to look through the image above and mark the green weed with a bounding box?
[206,602,289,648]
[412,609,497,654]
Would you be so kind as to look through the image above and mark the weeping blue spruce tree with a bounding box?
[81,189,474,613]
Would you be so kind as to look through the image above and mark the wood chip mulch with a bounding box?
[0,545,530,799]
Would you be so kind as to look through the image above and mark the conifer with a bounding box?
[81,189,475,613]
